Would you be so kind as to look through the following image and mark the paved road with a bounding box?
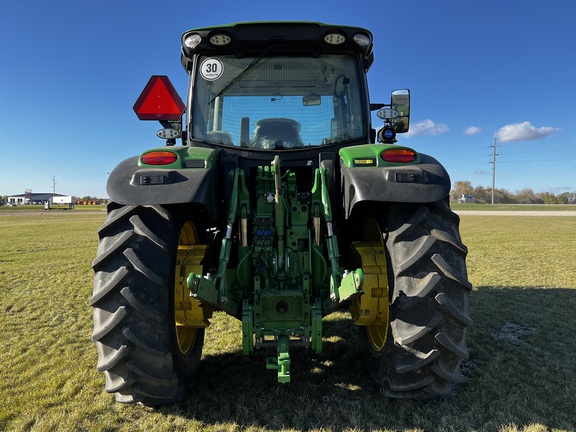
[456,210,576,217]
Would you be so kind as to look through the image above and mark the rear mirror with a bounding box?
[376,89,410,143]
[303,95,321,106]
[391,89,410,117]
[391,89,410,133]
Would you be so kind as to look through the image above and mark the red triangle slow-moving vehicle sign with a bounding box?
[133,75,186,121]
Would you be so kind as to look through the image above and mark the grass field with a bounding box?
[1,208,575,431]
[451,203,576,212]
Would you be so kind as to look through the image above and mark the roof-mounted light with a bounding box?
[209,33,231,46]
[353,33,371,47]
[184,34,202,50]
[324,31,346,45]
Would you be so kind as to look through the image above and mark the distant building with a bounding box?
[6,193,71,205]
[458,194,476,204]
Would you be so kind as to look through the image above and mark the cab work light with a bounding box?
[184,34,202,49]
[209,32,231,46]
[324,31,346,45]
[141,151,178,165]
[353,33,371,47]
[381,148,417,163]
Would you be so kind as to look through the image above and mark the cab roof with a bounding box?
[181,21,374,72]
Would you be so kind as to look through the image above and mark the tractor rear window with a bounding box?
[191,54,367,149]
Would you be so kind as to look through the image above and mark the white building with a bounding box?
[6,193,73,206]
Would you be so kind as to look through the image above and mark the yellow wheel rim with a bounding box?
[366,323,387,351]
[350,218,389,352]
[174,221,209,355]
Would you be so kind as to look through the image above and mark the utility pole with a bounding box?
[52,176,56,195]
[490,138,498,204]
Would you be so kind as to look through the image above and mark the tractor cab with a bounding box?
[136,22,410,151]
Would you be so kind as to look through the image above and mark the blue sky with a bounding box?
[1,0,574,198]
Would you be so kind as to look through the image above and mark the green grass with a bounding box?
[0,204,107,212]
[1,211,575,431]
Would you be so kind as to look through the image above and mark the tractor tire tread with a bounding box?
[92,204,188,405]
[368,200,471,399]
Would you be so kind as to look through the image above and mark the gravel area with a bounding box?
[456,210,576,217]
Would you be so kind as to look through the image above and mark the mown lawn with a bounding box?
[451,203,576,212]
[1,210,575,431]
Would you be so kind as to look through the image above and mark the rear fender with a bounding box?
[107,152,220,220]
[340,148,451,219]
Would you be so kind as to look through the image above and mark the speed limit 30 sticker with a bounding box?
[200,58,224,81]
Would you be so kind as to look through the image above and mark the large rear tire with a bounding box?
[365,200,472,398]
[91,204,205,405]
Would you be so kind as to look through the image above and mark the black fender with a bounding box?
[106,156,220,220]
[340,153,451,219]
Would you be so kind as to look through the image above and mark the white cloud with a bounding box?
[405,119,450,137]
[465,126,481,135]
[540,185,573,195]
[495,121,560,142]
[474,169,491,176]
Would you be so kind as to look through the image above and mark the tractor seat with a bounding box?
[251,118,304,149]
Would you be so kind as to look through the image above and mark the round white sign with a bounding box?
[200,58,224,81]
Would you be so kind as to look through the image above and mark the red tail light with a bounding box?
[381,148,417,163]
[141,151,178,165]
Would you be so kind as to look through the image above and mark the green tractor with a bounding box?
[91,22,472,405]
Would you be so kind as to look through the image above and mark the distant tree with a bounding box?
[542,192,557,204]
[450,181,474,202]
[516,188,537,204]
[558,192,569,204]
[495,188,515,204]
[473,185,490,204]
[450,181,575,205]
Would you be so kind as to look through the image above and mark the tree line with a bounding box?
[450,181,576,204]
